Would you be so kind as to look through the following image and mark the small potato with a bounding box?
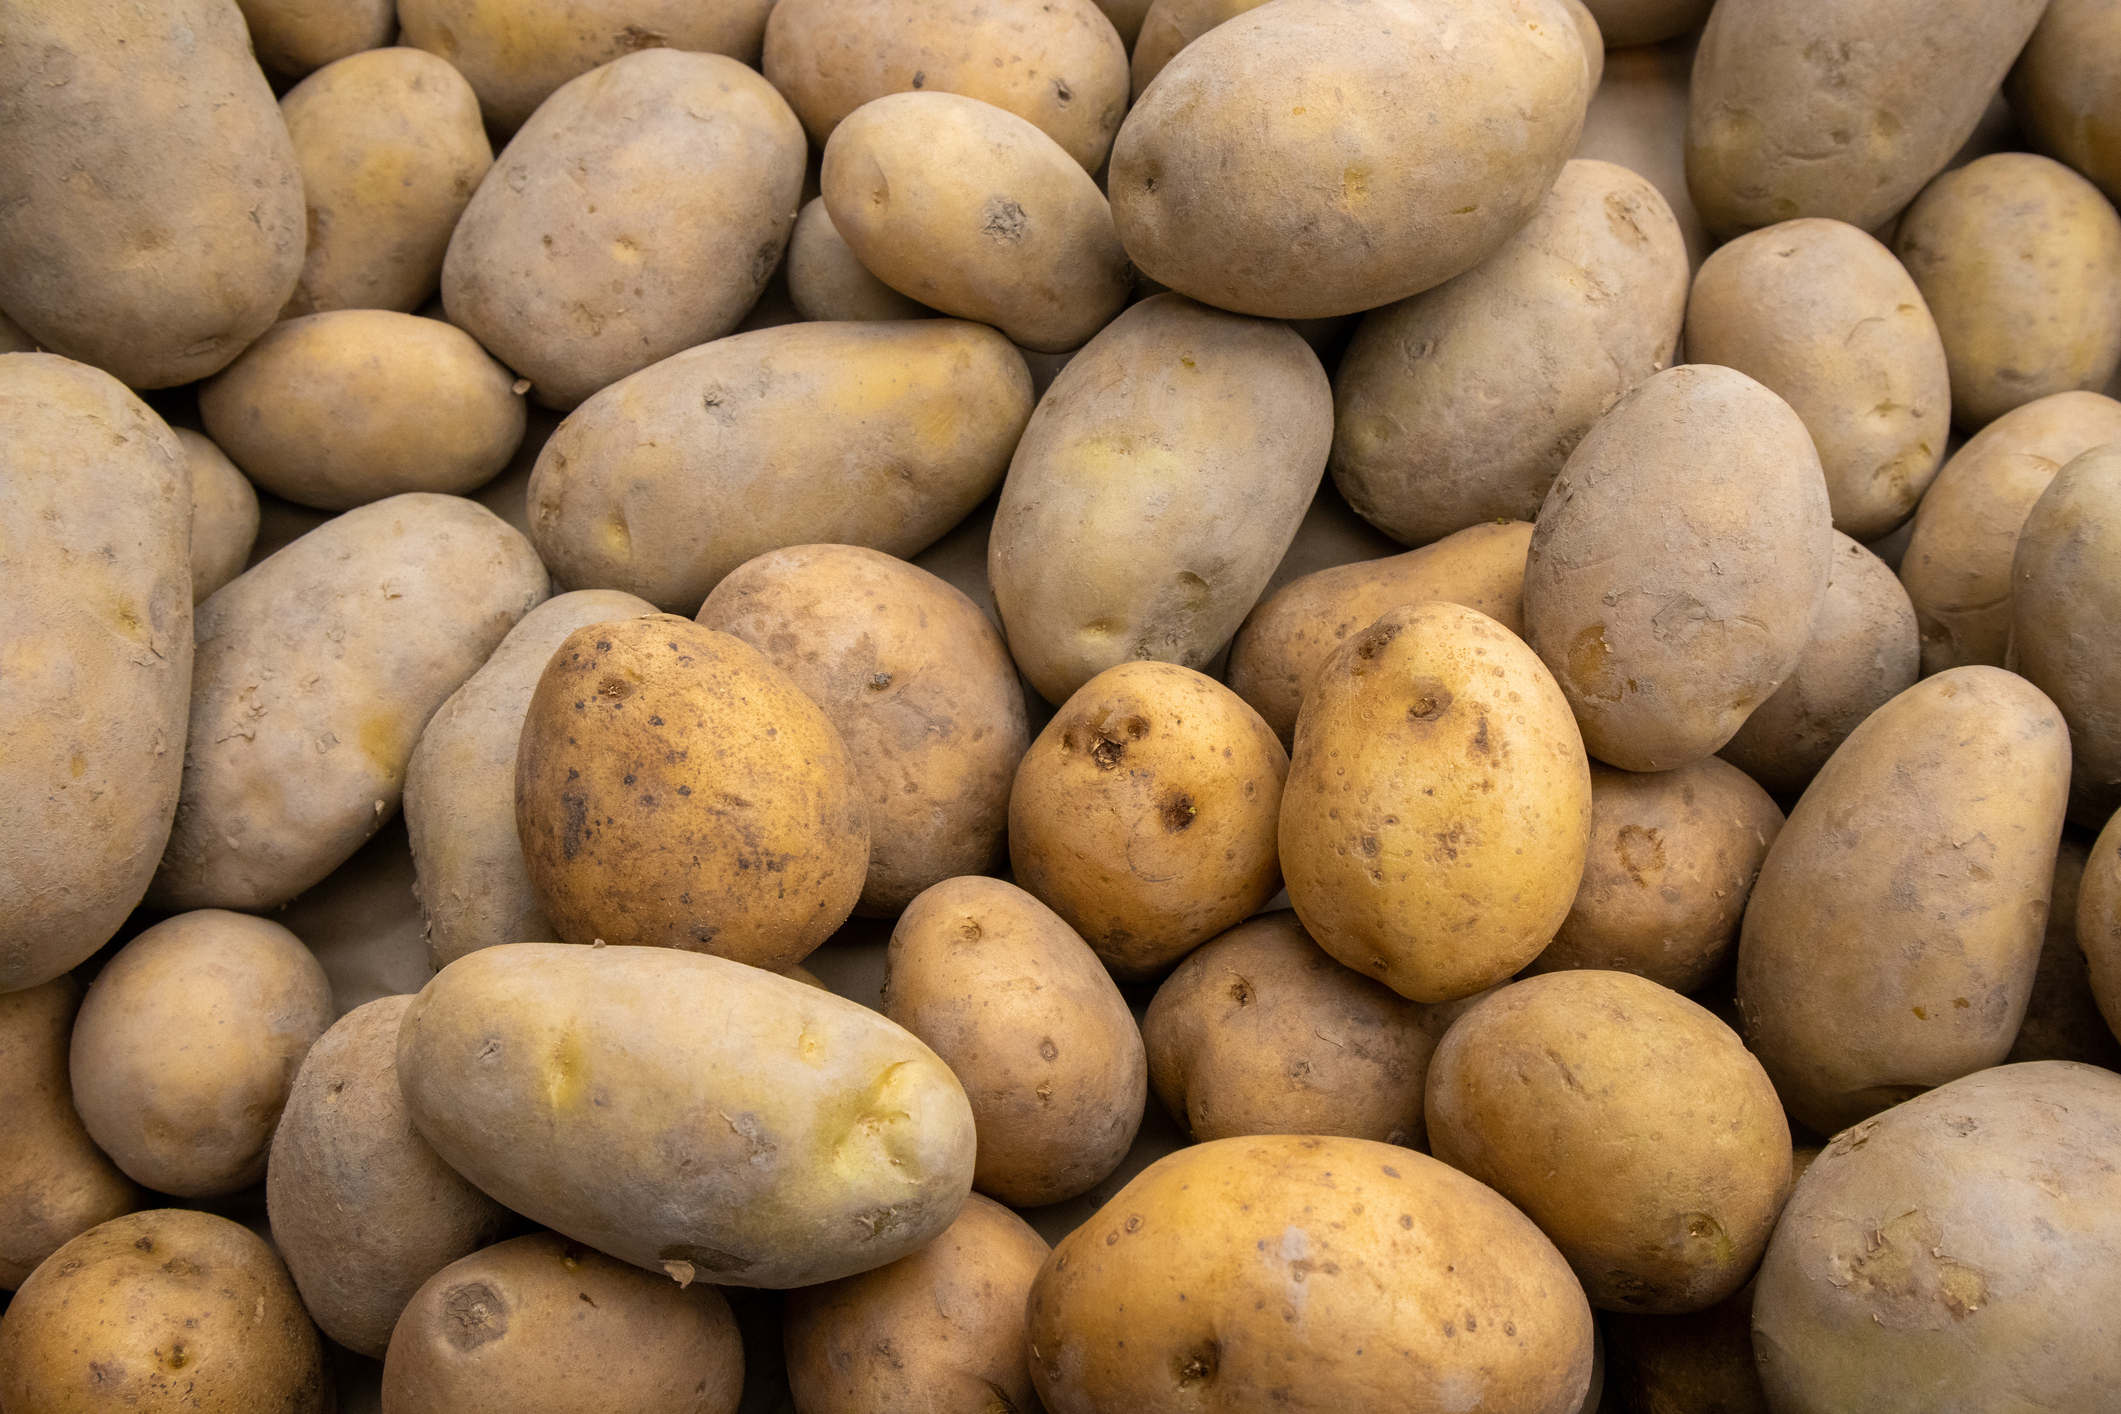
[1582,0,1712,47]
[1009,661,1288,979]
[786,198,932,323]
[382,1232,744,1414]
[2084,808,2121,1044]
[1895,153,2121,430]
[70,910,334,1198]
[177,430,259,605]
[786,1193,1048,1414]
[2009,0,2121,204]
[236,0,394,77]
[2008,833,2121,1069]
[1130,0,1270,99]
[200,311,526,511]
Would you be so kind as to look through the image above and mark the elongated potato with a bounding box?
[178,430,259,606]
[786,198,932,324]
[236,0,394,78]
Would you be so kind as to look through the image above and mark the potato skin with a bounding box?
[2009,0,2121,205]
[1735,668,2070,1137]
[786,198,932,323]
[0,355,192,993]
[530,320,1032,614]
[235,0,395,78]
[396,943,977,1288]
[1026,1135,1595,1414]
[177,430,259,606]
[2084,808,2121,1044]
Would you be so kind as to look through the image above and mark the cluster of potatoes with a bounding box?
[9,0,2121,1411]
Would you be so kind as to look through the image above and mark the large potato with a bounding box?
[2009,0,2121,205]
[2085,808,2121,1044]
[177,430,259,605]
[0,0,304,387]
[1108,0,1590,319]
[1523,364,1834,772]
[0,355,192,993]
[529,320,1032,614]
[1331,160,1689,546]
[235,0,394,78]
[786,198,932,323]
[1735,668,2070,1136]
[396,943,976,1287]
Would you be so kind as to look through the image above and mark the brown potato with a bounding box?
[176,430,259,605]
[2009,0,2121,205]
[2009,832,2121,1068]
[2084,808,2121,1044]
[786,197,932,323]
[236,0,394,78]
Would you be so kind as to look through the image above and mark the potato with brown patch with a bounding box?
[1008,661,1287,980]
[177,430,258,606]
[786,198,932,323]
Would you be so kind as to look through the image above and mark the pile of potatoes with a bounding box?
[9,0,2121,1410]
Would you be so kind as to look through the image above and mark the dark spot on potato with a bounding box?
[88,1362,121,1386]
[162,1343,188,1370]
[133,1237,153,1252]
[869,672,893,689]
[1125,1214,1142,1233]
[1228,976,1252,1005]
[1360,833,1379,857]
[1407,683,1453,722]
[1054,78,1073,104]
[1039,1037,1059,1061]
[912,69,926,88]
[1161,792,1197,831]
[1399,1214,1413,1229]
[1174,1341,1219,1384]
[443,1282,509,1350]
[982,198,1028,242]
[1469,715,1491,755]
[560,794,589,860]
[1616,824,1666,884]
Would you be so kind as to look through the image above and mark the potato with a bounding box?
[0,1209,330,1413]
[1026,1135,1596,1414]
[69,910,334,1198]
[1574,40,1714,273]
[381,1232,744,1414]
[0,979,138,1291]
[1281,600,1593,1004]
[1583,0,1712,47]
[2009,0,2121,205]
[442,49,805,410]
[989,294,1330,705]
[1898,390,2121,675]
[697,546,1029,917]
[396,943,976,1287]
[406,590,658,971]
[785,1192,1048,1414]
[280,47,494,317]
[1685,219,1950,539]
[2085,808,2121,1044]
[399,0,778,133]
[1108,0,1590,320]
[1752,1062,2121,1413]
[1228,520,1533,749]
[177,430,259,606]
[150,493,548,913]
[0,355,192,993]
[1331,160,1689,546]
[529,319,1032,614]
[1523,364,1835,772]
[1094,0,1153,47]
[763,0,1130,173]
[2008,832,2121,1068]
[1129,0,1269,100]
[514,616,868,970]
[1009,661,1287,979]
[821,93,1131,354]
[786,197,932,324]
[235,0,393,77]
[1685,0,2048,239]
[1527,758,1783,995]
[1427,971,1792,1313]
[0,0,305,387]
[1735,668,2070,1137]
[1604,1280,1769,1414]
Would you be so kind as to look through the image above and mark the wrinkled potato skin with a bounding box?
[1753,1062,2121,1414]
[396,944,976,1287]
[2009,0,2121,204]
[786,198,931,323]
[1898,390,2121,675]
[698,546,1029,917]
[1895,154,2121,431]
[785,1193,1048,1414]
[1685,219,1949,539]
[70,911,334,1199]
[400,0,778,132]
[237,0,393,77]
[0,356,191,993]
[150,494,549,913]
[407,590,658,971]
[0,1209,331,1414]
[178,430,259,606]
[280,48,494,317]
[1228,520,1533,749]
[1109,0,1589,320]
[0,0,305,388]
[1009,662,1288,979]
[200,311,526,511]
[1583,0,1711,47]
[2084,809,2121,1043]
[442,49,805,410]
[1331,161,1688,547]
[381,1232,744,1414]
[763,0,1129,172]
[1130,0,1270,100]
[531,320,1032,614]
[1528,758,1783,995]
[1685,0,2048,239]
[0,979,139,1291]
[266,996,511,1358]
[990,295,1331,705]
[885,878,1146,1206]
[1736,668,2070,1137]
[2008,833,2121,1068]
[1281,601,1593,1005]
[1717,532,1918,797]
[1524,364,1834,773]
[1027,1136,1595,1414]
[1426,971,1793,1314]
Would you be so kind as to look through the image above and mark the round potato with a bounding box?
[2009,0,2121,205]
[1583,0,1711,47]
[236,0,394,78]
[786,197,932,323]
[2084,808,2121,1044]
[2008,832,2121,1068]
[177,430,259,606]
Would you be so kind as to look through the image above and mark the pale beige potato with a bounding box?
[1331,160,1689,547]
[176,430,259,606]
[442,48,806,409]
[2008,832,2121,1068]
[1575,36,1714,272]
[1735,667,2070,1137]
[281,47,494,317]
[2084,807,2121,1043]
[396,943,976,1287]
[786,198,932,323]
[1584,0,1711,47]
[1130,0,1269,99]
[763,0,1130,173]
[1281,601,1593,1004]
[989,294,1331,705]
[237,0,394,77]
[2009,0,2121,205]
[529,320,1032,614]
